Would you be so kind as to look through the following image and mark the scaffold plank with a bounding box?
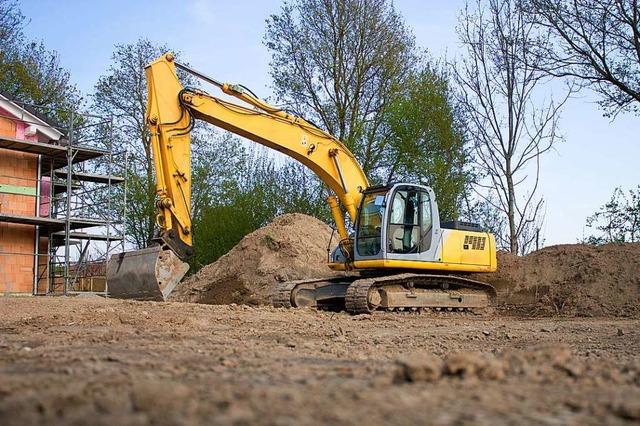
[0,212,111,232]
[53,170,124,184]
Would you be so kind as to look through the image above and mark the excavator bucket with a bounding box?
[106,246,189,301]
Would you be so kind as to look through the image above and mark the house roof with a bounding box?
[0,91,65,142]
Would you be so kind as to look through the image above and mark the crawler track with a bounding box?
[274,273,496,315]
[272,281,302,308]
[344,273,496,314]
[273,276,357,309]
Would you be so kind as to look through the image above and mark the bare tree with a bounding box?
[454,0,569,254]
[527,0,640,116]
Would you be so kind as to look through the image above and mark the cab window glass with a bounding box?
[390,190,418,225]
[356,193,383,256]
[388,189,432,253]
[388,190,419,253]
[421,191,431,233]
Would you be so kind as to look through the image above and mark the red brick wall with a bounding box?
[0,116,40,294]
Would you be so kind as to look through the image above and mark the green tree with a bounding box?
[583,186,640,244]
[265,0,417,179]
[383,63,472,220]
[192,193,272,269]
[189,131,248,226]
[276,161,330,221]
[191,146,333,269]
[5,41,82,115]
[264,0,476,228]
[191,147,275,269]
[0,0,82,123]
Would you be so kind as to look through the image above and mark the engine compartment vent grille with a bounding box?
[464,235,486,250]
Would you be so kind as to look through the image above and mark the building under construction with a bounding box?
[0,93,124,296]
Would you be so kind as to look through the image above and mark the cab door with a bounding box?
[354,192,385,259]
[386,186,436,262]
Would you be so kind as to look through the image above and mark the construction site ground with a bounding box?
[1,214,639,425]
[1,297,639,425]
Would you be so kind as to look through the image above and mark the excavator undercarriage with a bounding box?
[273,273,497,314]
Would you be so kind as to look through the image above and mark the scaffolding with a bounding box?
[0,102,125,296]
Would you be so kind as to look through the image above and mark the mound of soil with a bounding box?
[169,213,338,305]
[477,243,640,317]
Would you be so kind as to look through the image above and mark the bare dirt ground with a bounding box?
[1,214,639,425]
[0,297,639,425]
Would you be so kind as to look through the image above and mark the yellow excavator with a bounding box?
[106,53,497,314]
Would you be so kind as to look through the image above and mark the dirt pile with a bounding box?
[477,243,640,317]
[170,213,338,305]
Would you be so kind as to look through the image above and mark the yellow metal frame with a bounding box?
[328,229,497,273]
[440,230,497,269]
[352,259,495,273]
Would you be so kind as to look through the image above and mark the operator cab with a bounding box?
[347,183,441,263]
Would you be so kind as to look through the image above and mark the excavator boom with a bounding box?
[107,53,369,301]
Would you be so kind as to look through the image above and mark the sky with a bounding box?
[19,0,640,247]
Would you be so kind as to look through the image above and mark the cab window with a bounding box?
[388,189,431,253]
[356,193,384,256]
